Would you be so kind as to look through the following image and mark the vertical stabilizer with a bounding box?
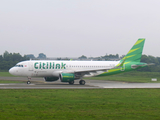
[120,38,145,63]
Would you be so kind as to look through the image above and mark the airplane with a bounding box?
[9,38,153,85]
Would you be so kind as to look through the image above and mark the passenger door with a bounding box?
[28,61,33,71]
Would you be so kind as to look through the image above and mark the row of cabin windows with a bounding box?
[14,65,112,68]
[15,65,23,67]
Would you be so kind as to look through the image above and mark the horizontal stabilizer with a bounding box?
[131,63,155,69]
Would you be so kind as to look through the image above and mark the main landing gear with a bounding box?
[68,80,86,85]
[79,80,85,85]
[69,81,74,85]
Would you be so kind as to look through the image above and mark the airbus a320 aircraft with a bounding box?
[9,38,153,85]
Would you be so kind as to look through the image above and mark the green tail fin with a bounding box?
[98,38,147,76]
[120,38,145,63]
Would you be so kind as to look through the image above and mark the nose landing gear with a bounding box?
[27,81,31,84]
[27,77,31,84]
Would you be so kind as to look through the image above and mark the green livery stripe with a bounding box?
[127,48,140,54]
[124,62,131,65]
[122,55,136,60]
[134,39,145,45]
[100,68,121,76]
[108,68,121,72]
[116,60,131,66]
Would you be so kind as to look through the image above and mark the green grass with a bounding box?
[0,72,15,77]
[0,89,160,120]
[85,71,160,83]
[0,72,160,119]
[0,72,21,83]
[0,80,22,83]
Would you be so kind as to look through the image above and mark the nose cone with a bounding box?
[9,67,15,75]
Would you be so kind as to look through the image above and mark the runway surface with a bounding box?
[0,77,160,89]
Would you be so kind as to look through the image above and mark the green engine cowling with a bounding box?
[60,73,75,82]
[44,77,59,82]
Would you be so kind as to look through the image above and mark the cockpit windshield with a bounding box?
[15,65,23,67]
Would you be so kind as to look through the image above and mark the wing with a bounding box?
[64,67,114,78]
[74,67,112,73]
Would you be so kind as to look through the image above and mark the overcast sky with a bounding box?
[0,0,160,57]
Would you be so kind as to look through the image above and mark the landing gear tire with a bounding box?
[79,80,85,85]
[27,77,31,84]
[69,81,74,85]
[27,81,31,84]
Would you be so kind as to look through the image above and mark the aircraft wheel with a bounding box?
[69,81,74,85]
[27,81,31,84]
[79,80,85,85]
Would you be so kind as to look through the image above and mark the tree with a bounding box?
[3,51,9,58]
[78,55,87,60]
[26,54,35,59]
[37,53,46,59]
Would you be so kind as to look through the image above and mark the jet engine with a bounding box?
[60,73,75,82]
[44,77,59,82]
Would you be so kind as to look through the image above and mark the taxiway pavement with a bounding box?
[0,77,160,89]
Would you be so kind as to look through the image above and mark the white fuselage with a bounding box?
[9,60,120,77]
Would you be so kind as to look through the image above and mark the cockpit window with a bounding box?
[15,65,23,67]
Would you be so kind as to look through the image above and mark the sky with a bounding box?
[0,0,160,57]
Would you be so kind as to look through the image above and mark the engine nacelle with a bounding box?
[60,73,75,82]
[44,77,59,82]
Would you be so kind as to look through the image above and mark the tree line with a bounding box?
[0,51,160,72]
[0,51,29,71]
[138,55,160,72]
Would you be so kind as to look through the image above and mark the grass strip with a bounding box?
[0,80,22,83]
[85,71,160,83]
[0,89,160,120]
[0,72,15,77]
